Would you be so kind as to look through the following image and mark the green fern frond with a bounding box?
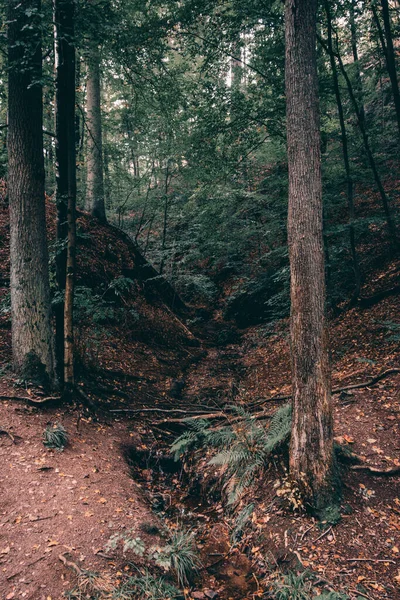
[171,403,292,506]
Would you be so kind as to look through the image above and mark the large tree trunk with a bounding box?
[7,0,56,386]
[86,42,107,222]
[54,0,77,393]
[285,0,334,512]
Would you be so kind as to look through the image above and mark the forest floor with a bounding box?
[0,202,399,599]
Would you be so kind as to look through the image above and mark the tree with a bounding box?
[54,0,77,393]
[86,41,107,222]
[285,0,334,512]
[372,0,400,142]
[7,0,56,386]
[325,1,360,301]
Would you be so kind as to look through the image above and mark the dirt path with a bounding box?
[0,398,162,599]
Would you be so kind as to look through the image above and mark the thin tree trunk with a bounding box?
[86,42,106,222]
[7,0,56,387]
[325,1,361,300]
[349,0,365,125]
[374,0,400,141]
[319,32,398,252]
[159,160,171,276]
[54,0,76,393]
[285,0,334,512]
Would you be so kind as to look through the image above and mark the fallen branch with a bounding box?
[312,526,332,544]
[0,395,60,406]
[346,557,396,564]
[110,407,214,416]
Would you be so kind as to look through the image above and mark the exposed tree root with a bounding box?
[358,285,400,308]
[351,464,400,477]
[154,368,400,426]
[0,395,61,406]
[59,552,82,575]
[249,368,400,409]
[0,428,15,442]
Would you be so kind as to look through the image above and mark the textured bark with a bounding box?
[325,2,360,300]
[7,0,56,385]
[54,0,77,391]
[86,42,106,222]
[285,0,334,510]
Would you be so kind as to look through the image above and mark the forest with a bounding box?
[0,0,399,598]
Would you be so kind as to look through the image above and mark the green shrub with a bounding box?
[43,423,68,450]
[172,404,292,505]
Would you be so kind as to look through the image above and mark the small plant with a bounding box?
[105,528,200,588]
[270,571,314,600]
[116,569,181,600]
[231,502,255,544]
[157,530,201,587]
[43,423,68,450]
[266,571,349,600]
[172,403,292,505]
[105,531,145,556]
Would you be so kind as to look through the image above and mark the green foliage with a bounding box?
[231,502,255,544]
[175,273,218,303]
[65,569,180,600]
[379,320,400,342]
[267,571,349,600]
[105,531,145,556]
[73,286,116,325]
[172,404,292,505]
[107,276,135,299]
[105,529,200,587]
[116,570,181,600]
[43,423,68,451]
[269,571,314,600]
[157,531,200,587]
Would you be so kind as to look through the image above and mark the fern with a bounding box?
[172,404,292,506]
[231,502,255,544]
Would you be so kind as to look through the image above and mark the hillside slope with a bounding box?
[0,201,399,599]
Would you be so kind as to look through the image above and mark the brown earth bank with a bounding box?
[0,200,399,599]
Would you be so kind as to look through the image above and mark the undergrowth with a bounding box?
[105,528,200,587]
[265,571,354,600]
[171,403,292,505]
[43,423,68,450]
[65,569,181,600]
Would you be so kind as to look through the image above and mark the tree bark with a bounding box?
[7,0,56,386]
[86,42,107,222]
[285,0,334,511]
[325,1,361,300]
[54,0,77,392]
